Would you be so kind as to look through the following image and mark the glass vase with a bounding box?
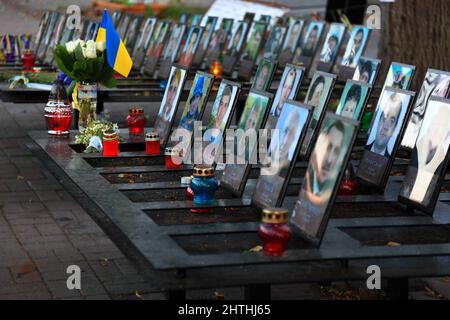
[76,82,98,133]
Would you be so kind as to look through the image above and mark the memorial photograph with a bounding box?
[291,115,358,242]
[399,98,450,210]
[3,0,450,305]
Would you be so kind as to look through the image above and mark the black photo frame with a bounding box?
[153,64,189,148]
[252,101,313,208]
[251,59,278,91]
[220,89,274,197]
[352,56,382,86]
[398,97,450,215]
[316,23,346,73]
[265,64,306,130]
[290,113,360,247]
[159,23,187,79]
[356,87,416,190]
[338,25,371,80]
[278,19,305,66]
[143,20,171,76]
[300,71,337,160]
[238,21,268,80]
[335,79,373,121]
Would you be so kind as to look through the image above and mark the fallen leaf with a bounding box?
[17,175,25,180]
[135,291,144,300]
[118,174,125,178]
[440,277,450,283]
[386,241,401,247]
[249,245,263,252]
[213,291,225,300]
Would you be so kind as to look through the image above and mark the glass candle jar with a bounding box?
[338,163,359,196]
[190,165,218,205]
[165,147,182,169]
[126,107,146,135]
[44,79,72,136]
[145,132,160,155]
[22,49,36,71]
[102,130,119,157]
[258,208,292,257]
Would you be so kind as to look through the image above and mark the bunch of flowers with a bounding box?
[75,119,119,152]
[53,39,116,87]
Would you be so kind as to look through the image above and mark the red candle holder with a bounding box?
[44,79,72,136]
[165,147,182,169]
[126,107,146,135]
[22,49,36,71]
[103,130,119,157]
[338,179,359,196]
[145,132,160,155]
[258,208,292,257]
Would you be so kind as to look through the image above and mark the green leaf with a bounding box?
[102,75,117,88]
[74,43,86,64]
[53,44,75,76]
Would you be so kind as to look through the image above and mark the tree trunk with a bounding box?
[380,0,450,91]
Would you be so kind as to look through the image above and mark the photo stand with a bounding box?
[356,88,416,192]
[222,55,238,76]
[237,60,255,81]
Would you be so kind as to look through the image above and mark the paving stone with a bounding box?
[53,247,85,262]
[46,280,82,299]
[1,203,25,213]
[9,263,42,284]
[35,223,65,236]
[0,281,48,295]
[0,290,52,300]
[423,278,450,299]
[0,268,14,285]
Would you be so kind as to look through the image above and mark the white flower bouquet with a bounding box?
[53,39,116,87]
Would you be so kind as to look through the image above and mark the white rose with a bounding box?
[65,41,76,53]
[85,40,97,59]
[75,39,85,48]
[81,46,87,58]
[96,41,105,52]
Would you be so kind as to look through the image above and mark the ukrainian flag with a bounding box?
[96,9,132,77]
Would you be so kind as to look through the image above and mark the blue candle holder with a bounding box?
[190,165,218,206]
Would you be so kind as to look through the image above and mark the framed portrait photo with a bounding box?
[335,80,372,121]
[291,21,325,68]
[34,11,50,51]
[226,21,249,57]
[352,56,381,86]
[132,18,157,69]
[262,25,287,61]
[266,64,305,130]
[253,101,312,208]
[383,62,416,91]
[153,65,188,148]
[203,80,242,165]
[205,18,233,65]
[37,11,59,61]
[159,23,186,79]
[251,59,277,91]
[317,23,346,72]
[341,25,370,68]
[238,21,268,79]
[290,114,360,246]
[144,20,171,75]
[125,16,143,53]
[178,26,203,68]
[400,69,450,150]
[357,87,415,189]
[220,90,273,197]
[278,19,305,65]
[300,71,337,159]
[192,16,218,65]
[399,97,450,215]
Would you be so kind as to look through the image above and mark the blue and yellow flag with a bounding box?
[96,9,132,77]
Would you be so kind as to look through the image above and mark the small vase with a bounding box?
[76,82,98,133]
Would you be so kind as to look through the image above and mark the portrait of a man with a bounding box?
[300,72,335,157]
[179,26,202,67]
[291,116,357,240]
[270,65,303,119]
[227,22,247,56]
[154,67,187,146]
[319,23,345,64]
[243,22,266,62]
[280,19,304,59]
[252,60,276,91]
[400,99,450,208]
[146,21,170,59]
[366,91,407,157]
[207,18,233,56]
[178,75,212,132]
[162,24,185,62]
[301,22,324,57]
[342,26,369,68]
[401,70,450,149]
[336,81,370,121]
[263,26,286,60]
[352,58,380,85]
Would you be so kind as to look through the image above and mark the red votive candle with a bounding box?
[103,130,119,157]
[258,208,291,257]
[165,147,182,169]
[126,107,146,135]
[145,132,160,155]
[22,49,36,71]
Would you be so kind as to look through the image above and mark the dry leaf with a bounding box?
[135,291,144,300]
[386,241,401,247]
[440,277,450,283]
[213,291,225,300]
[17,175,25,180]
[118,174,125,178]
[249,245,263,252]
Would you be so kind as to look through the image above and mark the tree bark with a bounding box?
[380,0,450,91]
